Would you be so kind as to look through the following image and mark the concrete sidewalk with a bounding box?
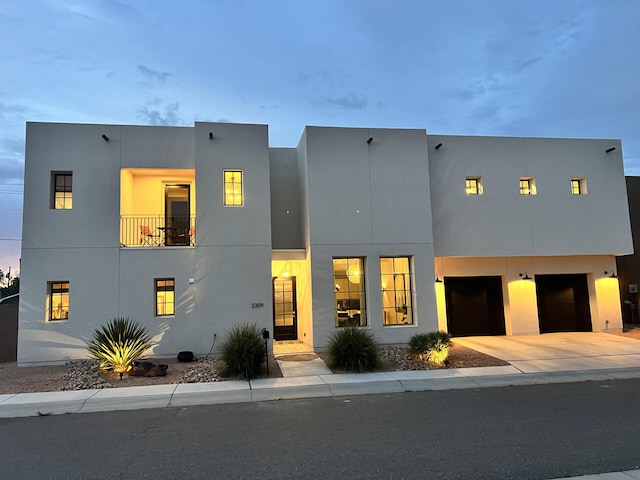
[2,363,640,419]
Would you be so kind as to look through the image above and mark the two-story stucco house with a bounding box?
[17,121,633,364]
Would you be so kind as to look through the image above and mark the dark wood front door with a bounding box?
[536,274,592,333]
[273,276,297,341]
[445,276,506,336]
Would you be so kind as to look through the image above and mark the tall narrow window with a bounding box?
[155,278,175,316]
[571,178,587,195]
[48,281,69,321]
[519,177,537,195]
[224,170,243,206]
[465,177,483,195]
[333,258,366,327]
[52,172,73,209]
[380,257,414,325]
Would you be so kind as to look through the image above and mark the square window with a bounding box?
[155,278,175,316]
[380,257,414,326]
[571,178,587,195]
[51,172,73,209]
[519,177,537,195]
[333,258,366,327]
[48,281,69,321]
[465,177,483,195]
[224,170,243,206]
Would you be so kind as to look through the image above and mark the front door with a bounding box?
[273,276,297,341]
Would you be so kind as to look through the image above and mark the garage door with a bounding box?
[536,274,592,333]
[445,276,506,336]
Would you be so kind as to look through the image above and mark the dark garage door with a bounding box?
[445,276,506,336]
[536,274,592,333]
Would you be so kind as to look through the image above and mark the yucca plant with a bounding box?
[327,327,380,372]
[87,317,154,373]
[220,323,266,379]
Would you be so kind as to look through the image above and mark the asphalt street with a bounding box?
[2,379,640,479]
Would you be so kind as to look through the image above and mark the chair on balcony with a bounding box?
[140,225,160,246]
[177,226,196,246]
[187,226,196,245]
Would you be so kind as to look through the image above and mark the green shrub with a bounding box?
[87,317,154,373]
[327,327,380,372]
[408,331,452,365]
[220,323,266,379]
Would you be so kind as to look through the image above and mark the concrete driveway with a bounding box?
[453,332,640,373]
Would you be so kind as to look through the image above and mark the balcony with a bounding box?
[120,215,196,247]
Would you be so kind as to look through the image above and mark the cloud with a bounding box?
[135,100,184,126]
[322,93,368,110]
[444,84,485,102]
[0,103,29,121]
[137,65,171,87]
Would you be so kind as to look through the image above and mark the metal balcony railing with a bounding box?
[120,215,196,247]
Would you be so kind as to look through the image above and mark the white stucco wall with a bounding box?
[301,127,439,348]
[428,135,633,257]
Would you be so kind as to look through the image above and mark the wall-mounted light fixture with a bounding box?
[604,270,619,279]
[435,275,443,283]
[209,132,214,140]
[519,272,532,280]
[435,143,443,150]
[101,134,109,142]
[605,147,616,153]
[335,284,341,292]
[366,137,373,144]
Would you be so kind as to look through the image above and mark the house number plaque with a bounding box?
[251,302,264,309]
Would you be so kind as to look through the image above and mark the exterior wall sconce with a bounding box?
[335,284,341,292]
[605,147,616,153]
[101,134,109,142]
[366,137,373,144]
[209,132,214,140]
[605,271,619,279]
[519,272,532,280]
[435,143,443,150]
[435,276,443,283]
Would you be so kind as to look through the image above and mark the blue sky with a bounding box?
[1,0,639,275]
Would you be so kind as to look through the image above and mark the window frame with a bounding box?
[380,257,414,326]
[571,178,587,195]
[51,172,73,209]
[47,281,70,322]
[223,170,244,206]
[519,177,537,195]
[465,177,483,195]
[333,257,367,327]
[155,278,175,317]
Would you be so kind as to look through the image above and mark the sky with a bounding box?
[1,0,639,276]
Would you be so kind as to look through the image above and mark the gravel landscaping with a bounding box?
[0,341,509,394]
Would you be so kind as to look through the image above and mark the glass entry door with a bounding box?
[273,276,297,341]
[164,184,190,245]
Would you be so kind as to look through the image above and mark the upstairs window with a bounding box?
[48,281,69,321]
[519,177,537,195]
[465,177,483,195]
[224,170,243,206]
[155,278,175,316]
[52,172,73,209]
[571,178,587,195]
